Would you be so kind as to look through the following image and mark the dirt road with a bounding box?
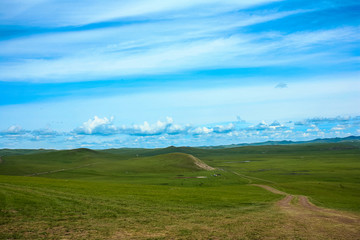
[232,171,276,184]
[252,183,360,239]
[252,184,286,195]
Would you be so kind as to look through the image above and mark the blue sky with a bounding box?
[0,0,359,149]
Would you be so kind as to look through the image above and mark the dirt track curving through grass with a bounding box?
[229,167,360,239]
[232,171,276,184]
[206,167,360,235]
[251,184,286,195]
[252,183,360,239]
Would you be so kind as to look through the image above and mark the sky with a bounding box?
[0,0,359,149]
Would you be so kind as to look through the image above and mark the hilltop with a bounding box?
[1,141,360,239]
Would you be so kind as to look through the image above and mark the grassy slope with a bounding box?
[0,149,56,156]
[0,149,245,186]
[0,148,281,239]
[1,143,360,238]
[1,175,281,239]
[0,148,111,176]
[196,143,360,212]
[2,143,360,210]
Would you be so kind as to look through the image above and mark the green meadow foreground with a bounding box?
[1,142,360,239]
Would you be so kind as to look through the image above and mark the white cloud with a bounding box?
[331,125,347,131]
[213,123,235,133]
[121,117,191,136]
[307,127,320,132]
[72,117,241,137]
[2,115,360,148]
[74,116,117,135]
[72,116,192,136]
[6,125,23,133]
[248,120,287,131]
[124,120,168,136]
[269,120,285,129]
[191,127,214,135]
[0,125,28,135]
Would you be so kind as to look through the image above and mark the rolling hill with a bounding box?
[1,139,360,239]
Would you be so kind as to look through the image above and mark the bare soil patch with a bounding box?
[277,194,294,208]
[186,154,215,171]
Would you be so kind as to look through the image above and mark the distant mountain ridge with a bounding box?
[1,136,359,155]
[198,135,360,149]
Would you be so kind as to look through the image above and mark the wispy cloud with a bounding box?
[2,0,358,83]
[1,25,359,82]
[32,128,60,137]
[0,125,62,143]
[295,116,360,126]
[0,0,281,27]
[0,9,307,82]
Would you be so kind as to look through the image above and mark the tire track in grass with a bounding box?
[232,171,276,184]
[228,168,360,239]
[251,182,360,239]
[24,162,100,177]
[252,183,359,220]
[251,184,286,195]
[231,170,357,219]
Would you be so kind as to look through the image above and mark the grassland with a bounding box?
[1,142,360,239]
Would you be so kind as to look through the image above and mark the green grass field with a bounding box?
[1,142,360,239]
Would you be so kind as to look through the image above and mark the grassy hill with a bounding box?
[0,148,56,156]
[197,143,360,212]
[0,149,225,186]
[0,148,110,176]
[1,142,360,239]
